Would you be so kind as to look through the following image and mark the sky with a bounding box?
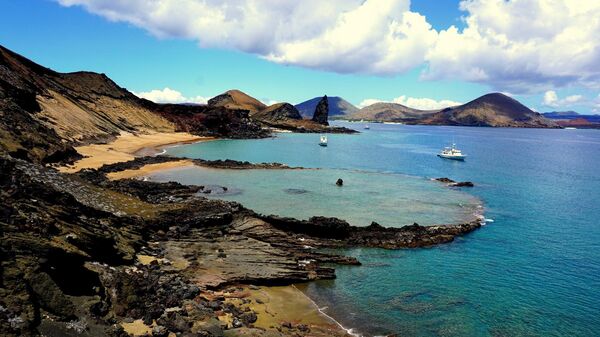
[1,0,599,113]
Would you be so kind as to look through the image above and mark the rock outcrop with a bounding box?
[434,177,474,187]
[311,95,329,125]
[250,101,356,134]
[295,96,358,119]
[251,103,302,122]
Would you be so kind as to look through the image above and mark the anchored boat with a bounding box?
[437,143,466,160]
[319,135,328,147]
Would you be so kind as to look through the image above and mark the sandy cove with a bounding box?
[58,132,212,173]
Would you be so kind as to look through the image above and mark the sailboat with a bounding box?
[319,135,328,147]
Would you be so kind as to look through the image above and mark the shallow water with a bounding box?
[149,166,479,227]
[162,122,600,336]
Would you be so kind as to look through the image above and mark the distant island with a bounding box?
[313,93,558,128]
[542,111,600,128]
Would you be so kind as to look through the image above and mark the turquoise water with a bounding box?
[149,166,480,227]
[162,122,600,336]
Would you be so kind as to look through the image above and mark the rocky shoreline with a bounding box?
[86,156,305,176]
[1,154,484,337]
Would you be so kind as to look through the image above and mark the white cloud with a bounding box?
[424,1,600,92]
[358,99,385,108]
[133,87,208,104]
[264,99,280,106]
[57,0,600,92]
[542,90,583,108]
[359,95,462,110]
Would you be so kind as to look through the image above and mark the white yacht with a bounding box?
[364,124,370,129]
[319,135,328,147]
[437,143,466,160]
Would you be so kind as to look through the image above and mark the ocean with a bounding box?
[153,122,600,336]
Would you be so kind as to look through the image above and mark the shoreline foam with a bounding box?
[294,284,364,337]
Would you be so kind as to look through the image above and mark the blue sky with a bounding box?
[1,0,599,113]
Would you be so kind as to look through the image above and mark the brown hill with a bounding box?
[347,102,436,122]
[208,89,267,113]
[0,45,266,163]
[420,93,558,128]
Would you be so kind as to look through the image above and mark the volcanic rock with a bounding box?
[312,96,329,125]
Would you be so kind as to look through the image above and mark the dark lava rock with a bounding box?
[297,324,310,332]
[435,177,474,187]
[336,178,343,186]
[160,312,191,332]
[312,95,329,125]
[240,312,258,325]
[450,181,474,187]
[152,325,169,337]
[232,317,243,328]
[27,271,76,319]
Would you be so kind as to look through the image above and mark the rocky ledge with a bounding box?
[261,216,481,249]
[84,155,301,173]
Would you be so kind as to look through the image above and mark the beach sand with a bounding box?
[218,285,352,336]
[59,132,211,173]
[106,159,195,180]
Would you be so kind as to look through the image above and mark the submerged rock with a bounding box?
[450,181,474,187]
[435,177,474,187]
[336,178,343,186]
[284,188,309,194]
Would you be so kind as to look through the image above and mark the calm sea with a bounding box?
[157,122,600,336]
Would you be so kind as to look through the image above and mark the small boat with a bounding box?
[437,143,466,160]
[319,135,328,147]
[364,125,370,129]
[564,127,577,130]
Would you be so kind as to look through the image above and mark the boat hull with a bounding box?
[319,143,327,147]
[437,154,465,161]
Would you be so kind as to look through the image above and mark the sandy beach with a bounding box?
[106,159,195,180]
[217,285,352,336]
[59,132,212,173]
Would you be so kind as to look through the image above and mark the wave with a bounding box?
[293,284,364,337]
